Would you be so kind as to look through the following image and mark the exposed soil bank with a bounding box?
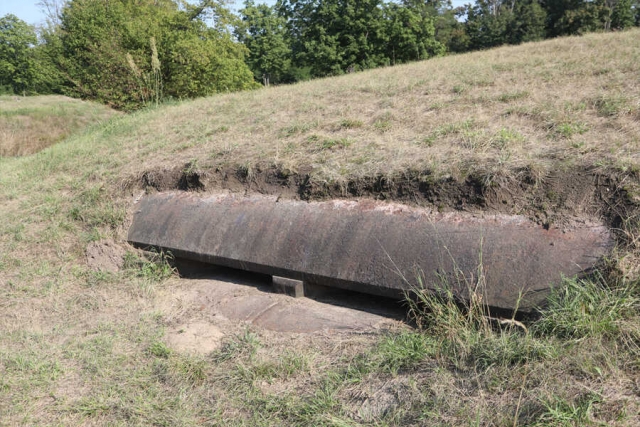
[127,162,640,233]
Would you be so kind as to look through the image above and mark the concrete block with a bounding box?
[272,276,304,298]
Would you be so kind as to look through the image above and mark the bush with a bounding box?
[50,0,257,110]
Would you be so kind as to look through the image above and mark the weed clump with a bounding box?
[123,250,176,283]
[534,275,640,351]
[407,272,556,371]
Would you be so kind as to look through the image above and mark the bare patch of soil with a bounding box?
[166,321,224,355]
[86,240,125,273]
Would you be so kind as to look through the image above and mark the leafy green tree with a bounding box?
[384,2,445,64]
[0,14,38,94]
[464,0,513,49]
[277,0,445,77]
[160,3,257,98]
[611,0,635,28]
[236,1,293,85]
[543,0,609,36]
[507,0,547,43]
[400,0,466,53]
[464,0,546,49]
[51,0,256,110]
[280,0,390,77]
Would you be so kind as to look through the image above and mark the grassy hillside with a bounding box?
[0,31,639,425]
[116,30,639,182]
[0,95,119,157]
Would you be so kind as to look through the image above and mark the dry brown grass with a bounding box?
[0,95,119,157]
[109,30,640,184]
[0,30,639,426]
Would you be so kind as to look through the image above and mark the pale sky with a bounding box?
[1,0,470,26]
[0,1,45,25]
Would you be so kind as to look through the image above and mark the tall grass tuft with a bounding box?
[150,37,162,107]
[126,37,163,107]
[126,53,146,106]
[407,264,556,371]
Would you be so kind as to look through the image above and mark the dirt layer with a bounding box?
[127,162,639,232]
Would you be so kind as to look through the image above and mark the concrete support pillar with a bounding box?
[272,276,304,298]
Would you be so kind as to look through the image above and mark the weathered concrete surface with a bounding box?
[128,192,613,312]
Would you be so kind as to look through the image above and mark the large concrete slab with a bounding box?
[128,192,612,312]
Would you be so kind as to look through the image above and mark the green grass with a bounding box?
[0,30,639,426]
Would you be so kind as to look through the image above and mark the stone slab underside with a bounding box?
[128,192,612,312]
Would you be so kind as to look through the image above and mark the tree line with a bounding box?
[1,0,638,109]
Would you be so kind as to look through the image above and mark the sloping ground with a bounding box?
[116,30,638,222]
[0,95,119,157]
[118,30,640,182]
[0,31,639,425]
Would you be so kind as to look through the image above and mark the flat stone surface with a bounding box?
[156,270,401,334]
[129,192,612,311]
